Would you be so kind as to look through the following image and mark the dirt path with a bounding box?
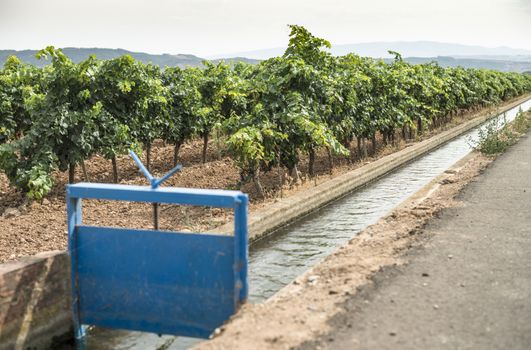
[299,131,531,348]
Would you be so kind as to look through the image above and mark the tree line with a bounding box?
[1,25,530,199]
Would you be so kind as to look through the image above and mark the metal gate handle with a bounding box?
[129,150,182,229]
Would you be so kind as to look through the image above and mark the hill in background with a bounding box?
[333,41,531,60]
[1,42,531,72]
[212,41,531,72]
[388,56,531,73]
[0,48,259,68]
[214,41,531,60]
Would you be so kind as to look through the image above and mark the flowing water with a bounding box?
[86,100,531,349]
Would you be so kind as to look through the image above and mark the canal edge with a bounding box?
[212,94,531,243]
[195,140,498,350]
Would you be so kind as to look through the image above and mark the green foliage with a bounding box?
[25,165,54,200]
[0,141,56,199]
[0,26,531,200]
[94,55,168,150]
[473,120,512,155]
[512,110,531,134]
[471,111,531,155]
[226,126,270,170]
[161,66,202,147]
[0,56,44,143]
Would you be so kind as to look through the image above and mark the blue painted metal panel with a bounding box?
[234,194,248,303]
[67,161,248,344]
[67,183,242,208]
[67,177,248,345]
[74,226,236,338]
[129,150,183,188]
[67,197,85,340]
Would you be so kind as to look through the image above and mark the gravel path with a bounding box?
[302,134,531,349]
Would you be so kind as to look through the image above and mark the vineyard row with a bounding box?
[1,25,530,199]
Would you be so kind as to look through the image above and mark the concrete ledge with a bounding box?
[0,251,72,350]
[212,94,531,242]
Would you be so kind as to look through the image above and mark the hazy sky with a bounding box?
[1,0,530,57]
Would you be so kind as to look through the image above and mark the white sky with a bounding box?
[0,0,530,57]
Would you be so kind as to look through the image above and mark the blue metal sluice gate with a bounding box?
[67,153,248,345]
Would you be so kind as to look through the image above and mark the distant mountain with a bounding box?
[0,48,258,68]
[332,42,531,59]
[2,46,531,73]
[211,57,261,66]
[214,41,531,60]
[452,55,531,62]
[211,41,531,73]
[389,56,531,73]
[0,48,203,68]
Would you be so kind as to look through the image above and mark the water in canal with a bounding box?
[87,100,531,349]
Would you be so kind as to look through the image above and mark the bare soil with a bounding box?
[0,100,519,263]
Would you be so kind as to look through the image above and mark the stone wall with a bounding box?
[0,251,72,350]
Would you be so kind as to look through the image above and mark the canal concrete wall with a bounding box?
[192,139,496,350]
[212,94,531,242]
[296,116,531,350]
[0,251,71,350]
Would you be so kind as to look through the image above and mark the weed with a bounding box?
[470,111,531,155]
[512,108,531,134]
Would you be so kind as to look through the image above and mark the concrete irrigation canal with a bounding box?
[79,100,531,349]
